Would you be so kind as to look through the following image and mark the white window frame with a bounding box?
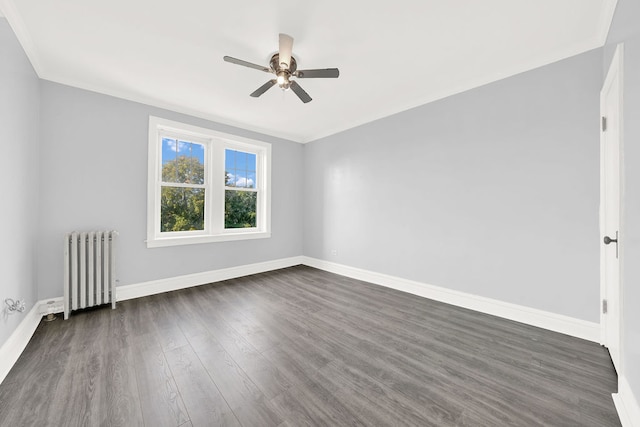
[147,116,271,248]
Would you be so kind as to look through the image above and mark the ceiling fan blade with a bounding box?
[290,81,312,103]
[223,56,270,73]
[279,33,294,69]
[295,68,340,78]
[250,80,277,97]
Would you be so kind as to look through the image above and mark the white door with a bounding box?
[600,44,623,373]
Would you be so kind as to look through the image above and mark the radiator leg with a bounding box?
[44,313,57,322]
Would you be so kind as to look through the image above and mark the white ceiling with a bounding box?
[1,0,617,143]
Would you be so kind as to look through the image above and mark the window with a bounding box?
[147,116,271,247]
[225,149,258,228]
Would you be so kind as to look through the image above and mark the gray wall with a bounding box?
[3,7,633,409]
[0,18,40,347]
[37,82,303,299]
[304,48,603,322]
[605,0,640,411]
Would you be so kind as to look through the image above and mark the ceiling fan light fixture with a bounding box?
[223,34,339,103]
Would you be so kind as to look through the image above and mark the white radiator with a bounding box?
[64,231,117,319]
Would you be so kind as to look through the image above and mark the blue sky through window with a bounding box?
[225,149,256,188]
[162,138,205,165]
[162,138,205,184]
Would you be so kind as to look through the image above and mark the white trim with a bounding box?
[597,0,619,45]
[147,231,271,248]
[613,376,640,427]
[599,43,624,367]
[1,0,615,145]
[0,257,303,386]
[147,116,272,248]
[0,0,43,75]
[301,256,600,342]
[0,301,43,385]
[0,256,605,388]
[117,256,304,301]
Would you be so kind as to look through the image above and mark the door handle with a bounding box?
[603,231,618,259]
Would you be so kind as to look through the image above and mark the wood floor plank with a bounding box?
[97,302,146,427]
[101,345,145,427]
[132,337,190,427]
[0,318,78,426]
[268,375,366,427]
[164,344,241,427]
[187,333,283,427]
[130,303,190,427]
[44,308,111,427]
[0,266,620,426]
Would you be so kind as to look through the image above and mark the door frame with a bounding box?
[599,43,624,372]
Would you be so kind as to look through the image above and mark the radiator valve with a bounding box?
[5,298,26,314]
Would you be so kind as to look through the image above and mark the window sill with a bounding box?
[146,231,271,248]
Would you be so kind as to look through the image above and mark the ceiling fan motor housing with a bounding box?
[271,54,296,89]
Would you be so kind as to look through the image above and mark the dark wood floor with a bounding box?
[0,266,620,426]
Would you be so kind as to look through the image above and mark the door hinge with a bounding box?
[602,116,607,132]
[602,299,608,314]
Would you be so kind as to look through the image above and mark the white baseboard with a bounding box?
[614,376,640,427]
[0,254,602,389]
[117,256,305,301]
[0,257,304,386]
[0,301,43,385]
[300,256,600,342]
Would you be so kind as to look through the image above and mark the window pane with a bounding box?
[191,143,205,184]
[161,187,205,232]
[225,190,257,228]
[247,171,256,189]
[225,149,257,188]
[235,151,247,170]
[247,153,256,172]
[162,138,177,182]
[225,149,235,171]
[162,140,205,184]
[235,170,248,188]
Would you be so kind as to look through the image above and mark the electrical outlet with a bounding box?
[331,249,337,256]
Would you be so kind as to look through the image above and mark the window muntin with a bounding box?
[147,117,271,247]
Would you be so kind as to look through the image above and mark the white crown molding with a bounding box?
[599,0,620,45]
[613,375,640,427]
[2,0,617,145]
[39,74,304,143]
[303,37,605,144]
[43,34,607,146]
[301,256,600,342]
[0,0,43,75]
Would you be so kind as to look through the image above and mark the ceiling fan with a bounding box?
[223,34,339,103]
